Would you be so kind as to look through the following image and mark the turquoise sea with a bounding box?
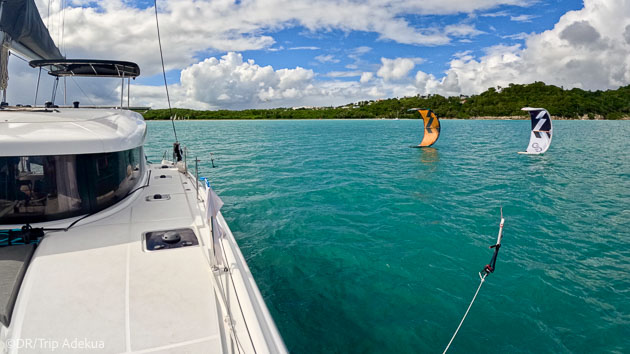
[145,119,630,353]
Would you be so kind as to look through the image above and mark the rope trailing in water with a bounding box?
[443,209,505,353]
[443,273,487,353]
[153,0,178,143]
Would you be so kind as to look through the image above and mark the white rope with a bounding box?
[443,272,487,353]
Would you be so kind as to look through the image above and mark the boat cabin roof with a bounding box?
[29,59,140,78]
[0,108,146,156]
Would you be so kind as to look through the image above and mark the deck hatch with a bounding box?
[145,194,171,201]
[143,228,199,251]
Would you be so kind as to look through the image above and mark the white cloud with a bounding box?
[376,58,417,81]
[480,10,509,17]
[315,55,340,64]
[326,71,362,78]
[444,24,485,37]
[345,46,373,70]
[128,53,422,109]
[510,14,538,22]
[411,0,630,96]
[502,32,531,40]
[176,52,315,109]
[36,0,538,78]
[360,72,374,83]
[349,46,373,56]
[559,21,602,47]
[452,50,474,60]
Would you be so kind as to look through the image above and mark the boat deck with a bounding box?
[1,163,281,353]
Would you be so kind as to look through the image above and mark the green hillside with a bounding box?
[141,82,630,120]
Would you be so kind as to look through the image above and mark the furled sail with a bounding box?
[416,109,441,147]
[518,107,553,155]
[0,0,63,61]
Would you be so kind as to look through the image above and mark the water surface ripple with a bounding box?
[146,120,630,353]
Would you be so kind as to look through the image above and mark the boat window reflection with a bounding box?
[0,147,143,224]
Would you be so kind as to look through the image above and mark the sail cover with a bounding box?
[0,0,63,60]
[520,107,553,154]
[417,109,441,147]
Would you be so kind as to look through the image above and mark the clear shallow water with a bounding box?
[145,120,630,353]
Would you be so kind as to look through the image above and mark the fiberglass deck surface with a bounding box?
[7,164,226,353]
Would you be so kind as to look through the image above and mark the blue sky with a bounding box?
[11,0,630,109]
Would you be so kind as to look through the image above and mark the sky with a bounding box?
[6,0,630,109]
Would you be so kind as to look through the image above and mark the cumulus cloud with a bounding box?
[377,58,417,81]
[35,0,536,78]
[177,52,315,109]
[360,72,374,83]
[412,0,630,96]
[128,53,424,109]
[559,21,601,47]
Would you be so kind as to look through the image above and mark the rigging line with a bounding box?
[55,0,60,45]
[69,76,96,106]
[183,176,243,354]
[58,0,63,49]
[215,268,245,354]
[10,51,50,74]
[51,77,59,104]
[443,273,487,354]
[47,0,51,28]
[34,67,42,106]
[61,0,66,55]
[208,225,246,354]
[8,52,29,63]
[153,0,178,142]
[100,77,124,105]
[218,224,258,354]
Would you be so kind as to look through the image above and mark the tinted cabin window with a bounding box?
[0,147,144,224]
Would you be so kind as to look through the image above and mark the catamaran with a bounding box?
[0,1,286,353]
